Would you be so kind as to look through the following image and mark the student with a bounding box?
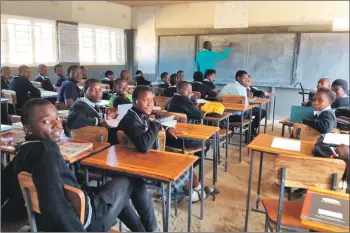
[202,69,216,90]
[1,66,12,90]
[101,70,115,90]
[111,78,132,107]
[191,71,217,99]
[119,69,135,86]
[302,78,331,106]
[177,70,185,81]
[247,75,265,98]
[164,73,180,97]
[33,64,54,91]
[54,64,66,87]
[219,70,266,136]
[302,88,337,134]
[134,70,143,81]
[117,86,218,202]
[57,65,81,108]
[9,65,41,110]
[1,98,158,231]
[331,79,349,108]
[80,66,88,80]
[159,72,170,89]
[135,70,151,86]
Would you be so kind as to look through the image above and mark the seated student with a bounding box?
[1,98,158,231]
[134,70,143,81]
[1,66,12,90]
[191,71,217,99]
[302,88,337,134]
[135,70,151,86]
[177,70,185,81]
[54,64,66,87]
[302,78,331,106]
[164,73,180,97]
[120,69,135,86]
[219,70,266,136]
[57,65,81,108]
[80,66,88,80]
[101,70,115,90]
[247,75,265,98]
[159,72,170,89]
[331,79,349,108]
[202,69,216,90]
[117,86,218,202]
[111,78,132,107]
[34,64,54,91]
[9,65,41,110]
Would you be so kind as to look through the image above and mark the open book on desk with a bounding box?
[157,115,177,128]
[59,142,93,158]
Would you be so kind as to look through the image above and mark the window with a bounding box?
[1,14,57,66]
[79,24,125,65]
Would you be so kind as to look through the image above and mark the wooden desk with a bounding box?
[244,134,314,231]
[81,145,197,232]
[249,98,271,134]
[39,89,58,98]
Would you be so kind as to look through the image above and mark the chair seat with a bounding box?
[229,119,250,127]
[262,198,306,230]
[166,146,202,155]
[218,129,232,138]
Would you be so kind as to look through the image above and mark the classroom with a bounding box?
[1,1,349,232]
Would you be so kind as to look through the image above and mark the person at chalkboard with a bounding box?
[331,79,350,109]
[302,78,331,106]
[54,64,66,88]
[34,64,54,92]
[202,69,216,90]
[246,75,265,98]
[164,73,180,97]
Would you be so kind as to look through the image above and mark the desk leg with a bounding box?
[188,165,193,232]
[161,183,166,232]
[239,113,243,163]
[258,104,262,134]
[248,109,252,143]
[281,124,285,137]
[256,152,264,209]
[200,141,205,220]
[244,149,254,232]
[225,117,229,172]
[264,103,268,133]
[213,134,217,185]
[6,102,9,124]
[272,96,276,132]
[84,167,89,187]
[165,182,172,232]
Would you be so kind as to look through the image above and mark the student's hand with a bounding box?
[106,111,118,120]
[99,119,109,128]
[336,144,349,162]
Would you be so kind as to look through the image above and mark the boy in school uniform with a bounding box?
[54,64,66,88]
[202,69,216,90]
[1,66,12,90]
[191,71,217,99]
[34,64,54,91]
[57,65,82,108]
[159,72,170,89]
[331,79,349,108]
[9,65,41,110]
[302,78,331,106]
[80,66,88,80]
[177,70,185,81]
[112,78,132,107]
[135,70,151,86]
[302,88,337,134]
[1,98,159,232]
[164,73,180,97]
[247,75,265,98]
[101,70,115,90]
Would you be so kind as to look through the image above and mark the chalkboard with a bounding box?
[198,33,296,86]
[158,36,196,81]
[296,33,349,89]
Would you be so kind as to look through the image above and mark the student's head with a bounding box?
[69,65,82,82]
[1,66,11,78]
[193,71,204,83]
[170,73,180,86]
[84,78,102,103]
[54,64,64,76]
[204,69,216,82]
[135,70,143,77]
[80,66,88,76]
[120,70,131,81]
[114,78,128,95]
[203,41,212,51]
[247,75,252,86]
[312,88,336,111]
[235,70,249,87]
[105,70,115,80]
[317,78,331,90]
[331,79,348,98]
[160,72,170,84]
[21,98,63,143]
[177,70,184,81]
[132,86,154,115]
[177,81,192,98]
[18,65,31,79]
[38,64,47,76]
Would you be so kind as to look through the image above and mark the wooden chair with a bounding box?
[262,154,346,232]
[71,126,108,143]
[220,94,245,104]
[153,96,170,110]
[30,81,42,89]
[116,130,166,151]
[2,90,18,115]
[192,91,201,99]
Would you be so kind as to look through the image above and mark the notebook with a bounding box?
[289,106,314,123]
[59,142,93,158]
[323,133,350,146]
[117,104,133,120]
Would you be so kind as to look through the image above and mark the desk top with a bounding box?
[40,90,58,98]
[1,98,9,103]
[222,103,255,112]
[81,145,198,182]
[249,98,271,105]
[247,134,314,156]
[204,112,231,122]
[265,93,277,97]
[175,122,219,140]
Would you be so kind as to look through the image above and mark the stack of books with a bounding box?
[59,142,93,158]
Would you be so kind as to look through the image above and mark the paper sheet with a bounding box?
[197,99,209,104]
[271,137,301,152]
[324,133,350,146]
[106,119,121,128]
[117,104,133,120]
[161,120,177,128]
[214,1,249,29]
[152,106,161,111]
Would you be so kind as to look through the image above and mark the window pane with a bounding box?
[79,28,94,62]
[35,23,56,63]
[95,29,110,63]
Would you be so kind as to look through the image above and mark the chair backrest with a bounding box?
[292,123,321,142]
[1,90,17,105]
[153,96,170,110]
[157,87,165,96]
[71,126,108,142]
[220,94,245,104]
[117,130,166,151]
[18,172,85,226]
[30,81,42,89]
[154,110,188,123]
[192,91,201,99]
[54,102,67,111]
[274,154,346,190]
